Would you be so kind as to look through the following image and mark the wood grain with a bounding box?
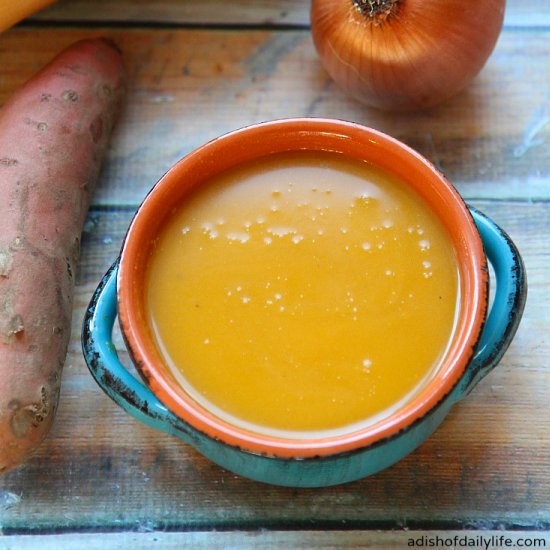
[0,199,546,531]
[1,28,548,207]
[2,531,550,549]
[28,0,550,28]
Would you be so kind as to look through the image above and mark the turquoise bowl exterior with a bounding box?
[82,208,526,488]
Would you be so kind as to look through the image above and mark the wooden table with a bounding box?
[1,1,549,547]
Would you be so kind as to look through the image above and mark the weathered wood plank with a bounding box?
[28,0,550,28]
[0,199,547,531]
[1,28,548,206]
[2,530,550,549]
[32,0,311,27]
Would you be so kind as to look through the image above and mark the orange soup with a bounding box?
[145,152,460,437]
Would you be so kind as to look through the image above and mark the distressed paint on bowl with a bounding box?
[82,119,526,487]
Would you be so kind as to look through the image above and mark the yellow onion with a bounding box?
[310,0,505,111]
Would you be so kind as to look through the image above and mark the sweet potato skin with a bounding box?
[0,38,125,473]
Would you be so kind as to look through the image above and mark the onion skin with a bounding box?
[310,0,506,111]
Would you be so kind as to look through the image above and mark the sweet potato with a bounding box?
[0,38,125,473]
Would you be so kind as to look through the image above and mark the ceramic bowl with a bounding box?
[82,119,526,487]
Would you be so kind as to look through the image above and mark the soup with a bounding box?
[145,151,460,437]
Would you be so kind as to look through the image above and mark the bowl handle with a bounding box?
[455,208,527,399]
[81,260,197,444]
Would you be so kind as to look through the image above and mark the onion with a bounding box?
[310,0,505,111]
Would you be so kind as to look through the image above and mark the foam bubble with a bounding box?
[419,239,431,251]
[201,222,218,239]
[268,226,296,238]
[227,232,250,243]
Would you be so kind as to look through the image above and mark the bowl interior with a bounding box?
[117,118,488,458]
